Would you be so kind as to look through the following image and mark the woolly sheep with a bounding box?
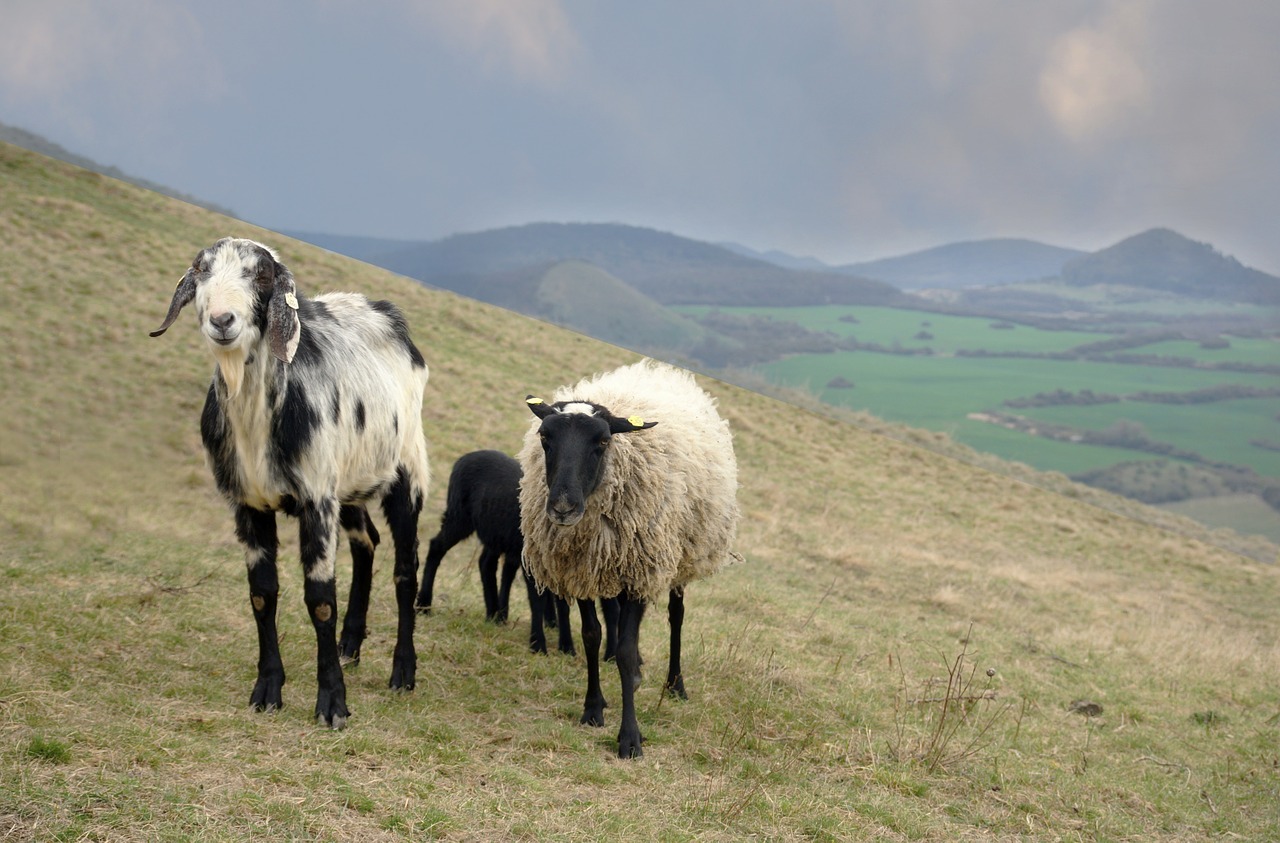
[151,237,430,729]
[519,359,741,758]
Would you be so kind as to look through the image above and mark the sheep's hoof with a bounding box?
[529,637,549,654]
[617,729,644,759]
[664,675,688,700]
[249,671,285,712]
[581,699,607,727]
[415,603,432,616]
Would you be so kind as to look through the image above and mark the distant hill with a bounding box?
[0,120,237,217]
[1061,228,1280,305]
[364,222,909,307]
[717,242,833,272]
[840,238,1086,290]
[283,230,422,264]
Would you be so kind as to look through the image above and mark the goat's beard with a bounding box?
[213,347,247,399]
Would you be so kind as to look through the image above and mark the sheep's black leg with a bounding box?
[495,552,521,623]
[524,572,549,653]
[299,498,348,729]
[478,545,502,621]
[415,511,471,614]
[381,467,420,691]
[237,506,286,712]
[615,594,647,759]
[664,586,688,699]
[578,598,607,726]
[553,595,575,655]
[338,505,379,665]
[601,597,620,662]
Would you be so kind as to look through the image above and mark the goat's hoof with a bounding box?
[314,690,349,730]
[249,673,285,712]
[664,677,688,700]
[415,604,432,616]
[529,638,549,654]
[388,658,416,691]
[338,636,363,666]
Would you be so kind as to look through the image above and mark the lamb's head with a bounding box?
[526,396,656,526]
[151,238,301,393]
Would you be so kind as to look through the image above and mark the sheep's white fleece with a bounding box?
[519,360,741,602]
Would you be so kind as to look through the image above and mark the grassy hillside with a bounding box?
[2,141,1279,840]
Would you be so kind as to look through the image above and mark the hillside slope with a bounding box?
[2,141,1278,840]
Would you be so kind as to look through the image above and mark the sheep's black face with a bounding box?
[536,411,613,527]
[526,397,657,527]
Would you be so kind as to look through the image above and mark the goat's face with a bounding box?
[526,398,656,527]
[151,239,302,384]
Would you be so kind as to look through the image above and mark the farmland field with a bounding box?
[677,305,1280,541]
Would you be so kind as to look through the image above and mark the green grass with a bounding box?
[3,140,1280,840]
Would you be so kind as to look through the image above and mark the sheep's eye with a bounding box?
[597,438,611,450]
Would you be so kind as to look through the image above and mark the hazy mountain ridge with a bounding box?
[840,238,1088,289]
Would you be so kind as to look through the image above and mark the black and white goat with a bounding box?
[416,450,576,655]
[151,237,430,729]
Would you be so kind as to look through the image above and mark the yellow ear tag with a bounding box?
[527,397,544,405]
[284,292,298,310]
[628,415,645,428]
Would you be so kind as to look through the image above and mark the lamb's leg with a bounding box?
[478,545,502,621]
[299,497,348,729]
[601,597,620,662]
[237,506,285,712]
[338,505,379,665]
[578,598,607,726]
[615,594,647,759]
[524,572,548,653]
[664,586,688,699]
[553,595,575,655]
[416,511,471,614]
[495,551,521,623]
[381,467,421,691]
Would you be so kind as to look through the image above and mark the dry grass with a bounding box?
[2,140,1279,840]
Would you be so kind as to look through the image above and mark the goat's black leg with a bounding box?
[578,598,607,726]
[664,586,688,699]
[237,506,286,713]
[478,545,502,621]
[525,572,549,653]
[415,510,472,614]
[338,505,379,665]
[299,498,348,729]
[381,467,421,691]
[615,594,647,759]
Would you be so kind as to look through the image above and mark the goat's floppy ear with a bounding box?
[526,396,557,420]
[266,260,301,364]
[608,413,657,434]
[150,269,198,338]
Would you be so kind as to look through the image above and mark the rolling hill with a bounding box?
[299,222,911,308]
[3,140,1280,840]
[1061,227,1280,304]
[840,238,1086,290]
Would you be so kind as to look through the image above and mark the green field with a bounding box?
[676,305,1280,541]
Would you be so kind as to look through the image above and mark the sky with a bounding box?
[3,0,1279,272]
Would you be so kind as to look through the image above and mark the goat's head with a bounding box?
[526,396,656,526]
[151,238,300,394]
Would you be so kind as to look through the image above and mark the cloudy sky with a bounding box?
[3,0,1279,271]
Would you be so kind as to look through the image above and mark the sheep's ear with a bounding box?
[608,413,657,434]
[526,396,556,419]
[266,261,301,364]
[149,268,198,337]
